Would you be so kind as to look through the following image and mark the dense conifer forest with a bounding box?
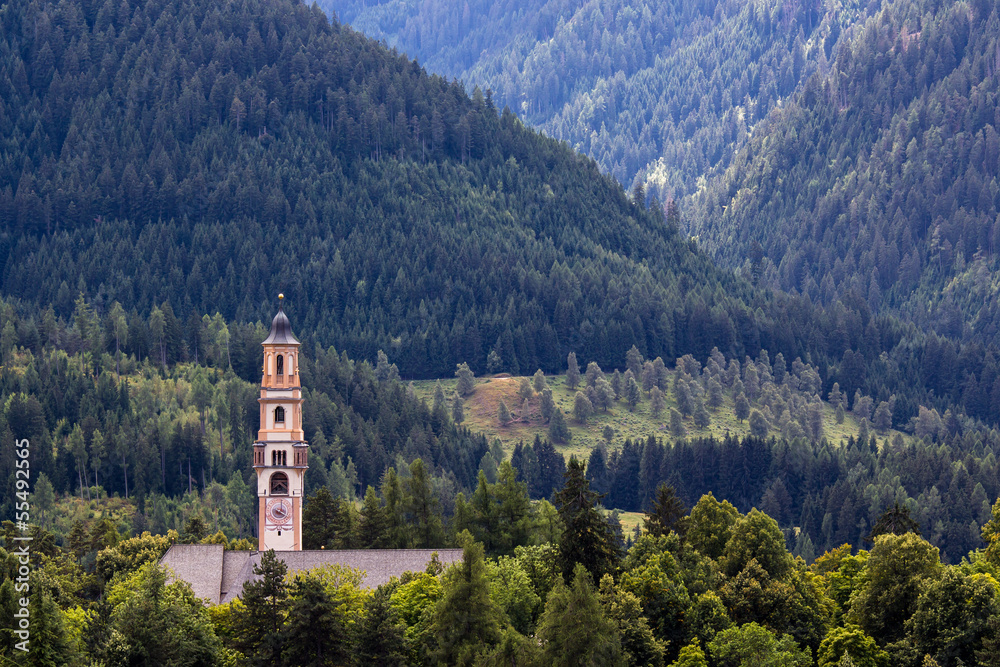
[2,0,1000,663]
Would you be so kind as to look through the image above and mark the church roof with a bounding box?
[262,301,300,345]
[160,545,463,605]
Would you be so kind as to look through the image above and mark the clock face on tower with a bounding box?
[266,498,292,530]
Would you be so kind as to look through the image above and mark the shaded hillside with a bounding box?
[0,0,763,381]
[324,0,857,197]
[687,0,1000,348]
[1,0,1000,431]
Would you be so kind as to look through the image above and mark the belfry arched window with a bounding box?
[276,354,284,375]
[274,406,285,424]
[270,471,289,495]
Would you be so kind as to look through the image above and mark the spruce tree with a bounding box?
[644,484,687,537]
[433,381,447,413]
[734,392,750,423]
[233,550,290,663]
[573,391,593,423]
[358,486,389,548]
[650,386,665,417]
[352,587,407,667]
[553,458,619,580]
[670,409,686,437]
[540,388,555,422]
[548,407,571,444]
[533,369,547,393]
[452,393,465,424]
[303,487,340,549]
[456,362,476,396]
[431,533,502,664]
[498,400,512,427]
[280,576,350,667]
[625,376,642,411]
[537,564,622,666]
[566,352,581,389]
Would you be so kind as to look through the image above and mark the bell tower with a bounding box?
[254,294,308,551]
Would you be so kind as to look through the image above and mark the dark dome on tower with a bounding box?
[263,296,300,345]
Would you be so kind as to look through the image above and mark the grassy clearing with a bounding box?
[412,370,908,461]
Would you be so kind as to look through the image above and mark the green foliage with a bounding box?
[553,457,620,581]
[900,569,999,666]
[847,533,942,644]
[536,563,622,666]
[95,532,174,584]
[644,484,687,538]
[708,622,811,667]
[599,574,666,667]
[547,407,571,444]
[687,493,741,561]
[722,510,793,581]
[670,642,708,667]
[103,563,221,666]
[231,550,289,664]
[817,625,888,667]
[352,586,407,667]
[431,533,502,665]
[279,575,354,667]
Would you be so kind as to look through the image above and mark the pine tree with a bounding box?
[498,400,512,427]
[625,376,642,411]
[566,352,581,389]
[611,369,623,399]
[233,550,290,662]
[734,392,750,423]
[669,409,686,437]
[573,391,593,423]
[456,362,476,396]
[533,369,547,393]
[518,376,534,401]
[548,408,571,443]
[586,361,604,388]
[650,386,665,417]
[540,388,555,422]
[749,409,768,437]
[645,484,687,537]
[452,393,465,424]
[352,587,406,666]
[431,534,503,663]
[553,458,619,580]
[537,564,622,665]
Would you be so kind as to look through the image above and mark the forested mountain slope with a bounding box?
[0,0,773,382]
[324,0,860,198]
[2,0,1000,432]
[687,0,1000,348]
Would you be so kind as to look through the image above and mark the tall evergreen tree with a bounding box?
[553,458,619,580]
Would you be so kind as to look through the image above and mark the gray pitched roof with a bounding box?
[160,545,463,606]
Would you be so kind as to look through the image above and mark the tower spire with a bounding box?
[254,296,308,551]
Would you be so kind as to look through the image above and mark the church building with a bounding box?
[161,296,461,604]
